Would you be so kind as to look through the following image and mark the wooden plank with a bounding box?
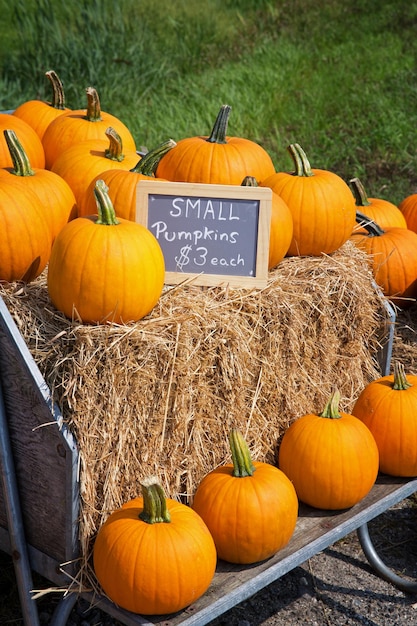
[81,475,417,626]
[0,297,80,584]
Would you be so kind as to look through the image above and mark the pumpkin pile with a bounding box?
[3,70,417,615]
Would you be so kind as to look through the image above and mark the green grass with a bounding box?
[1,0,417,202]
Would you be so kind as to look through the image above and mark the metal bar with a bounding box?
[0,378,40,626]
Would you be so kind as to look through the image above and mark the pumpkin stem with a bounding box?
[3,129,34,177]
[287,143,314,177]
[139,476,171,524]
[206,104,231,145]
[45,70,66,110]
[130,138,177,175]
[241,175,258,187]
[355,211,385,237]
[393,361,413,390]
[349,177,371,207]
[319,390,342,419]
[229,429,256,477]
[94,180,120,225]
[104,127,125,162]
[85,86,102,122]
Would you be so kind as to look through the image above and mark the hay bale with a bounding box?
[0,240,386,577]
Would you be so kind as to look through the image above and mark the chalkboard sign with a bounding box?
[136,180,272,288]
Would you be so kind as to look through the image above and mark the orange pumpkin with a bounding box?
[242,176,293,269]
[0,129,77,242]
[262,144,356,256]
[93,477,217,615]
[0,113,45,169]
[47,180,165,324]
[156,104,276,185]
[352,362,417,477]
[12,70,70,140]
[349,177,406,234]
[278,390,379,510]
[192,429,298,564]
[77,138,176,220]
[350,212,417,308]
[42,86,136,169]
[399,192,417,233]
[50,126,140,208]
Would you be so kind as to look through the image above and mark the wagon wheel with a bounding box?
[357,523,417,593]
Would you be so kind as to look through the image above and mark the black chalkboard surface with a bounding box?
[136,180,272,287]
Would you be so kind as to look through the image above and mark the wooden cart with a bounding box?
[1,290,416,626]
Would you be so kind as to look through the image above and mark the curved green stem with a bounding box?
[45,70,66,110]
[85,86,102,122]
[287,143,314,177]
[94,180,120,225]
[139,476,171,524]
[349,177,371,207]
[206,104,231,144]
[355,211,385,237]
[319,390,342,419]
[130,138,177,175]
[393,361,412,390]
[241,175,258,187]
[229,429,256,477]
[3,129,34,177]
[104,127,125,162]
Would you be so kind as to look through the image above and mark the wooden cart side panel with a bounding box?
[0,296,80,581]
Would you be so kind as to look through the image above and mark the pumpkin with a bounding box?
[349,177,406,233]
[12,70,70,140]
[0,113,45,169]
[192,429,298,564]
[77,138,176,220]
[42,86,136,169]
[399,193,417,233]
[93,476,217,615]
[50,126,140,208]
[47,179,165,324]
[350,211,417,308]
[242,175,293,269]
[155,104,276,185]
[352,362,417,477]
[278,390,379,510]
[0,179,51,283]
[262,144,356,256]
[0,129,77,242]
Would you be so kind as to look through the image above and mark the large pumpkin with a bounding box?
[349,177,406,234]
[262,144,356,256]
[399,192,417,233]
[1,129,77,242]
[93,477,217,615]
[278,390,379,510]
[47,180,165,324]
[12,70,70,140]
[352,362,417,477]
[242,176,293,269]
[42,86,136,169]
[77,138,176,220]
[192,429,298,564]
[350,211,417,308]
[156,104,276,185]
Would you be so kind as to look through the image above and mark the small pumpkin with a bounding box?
[0,113,45,169]
[0,129,77,242]
[350,211,417,308]
[42,86,136,169]
[156,104,276,185]
[47,179,165,324]
[399,192,417,233]
[50,126,140,208]
[352,362,417,477]
[349,177,406,233]
[262,144,356,257]
[77,138,176,220]
[192,429,298,564]
[242,175,293,270]
[278,390,379,510]
[93,476,217,615]
[12,70,70,140]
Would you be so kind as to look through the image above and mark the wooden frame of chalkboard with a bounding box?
[136,179,272,288]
